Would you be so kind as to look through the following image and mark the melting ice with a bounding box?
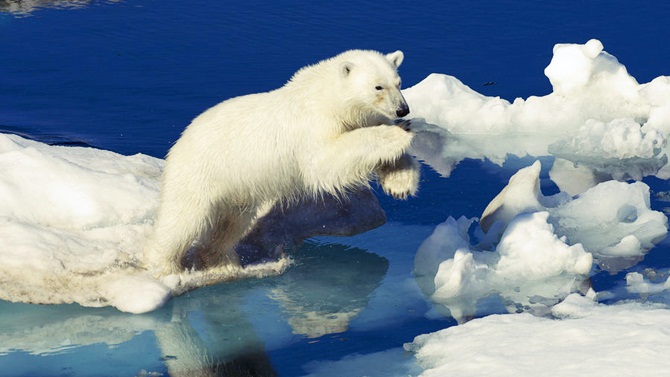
[403,39,670,376]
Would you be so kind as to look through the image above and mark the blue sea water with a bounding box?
[0,1,669,376]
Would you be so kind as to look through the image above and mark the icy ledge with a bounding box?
[403,39,669,182]
[414,161,668,322]
[403,39,670,137]
[405,293,670,377]
[0,134,383,313]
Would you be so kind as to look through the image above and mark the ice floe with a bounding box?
[405,293,670,377]
[414,161,667,322]
[406,39,669,183]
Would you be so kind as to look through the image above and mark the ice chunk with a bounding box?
[404,39,670,181]
[550,118,665,160]
[623,269,670,303]
[405,40,649,135]
[480,161,566,233]
[415,211,591,322]
[548,118,667,181]
[0,134,161,228]
[544,39,605,95]
[550,180,668,268]
[640,76,670,134]
[99,275,172,314]
[402,73,511,134]
[495,212,592,279]
[482,162,667,268]
[550,290,598,318]
[544,39,643,111]
[548,158,608,196]
[416,161,667,321]
[414,216,476,293]
[0,134,165,312]
[405,295,670,377]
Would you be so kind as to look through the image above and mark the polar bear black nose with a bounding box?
[396,104,410,118]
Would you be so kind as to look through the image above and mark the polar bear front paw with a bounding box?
[377,154,420,200]
[394,118,412,132]
[380,124,414,154]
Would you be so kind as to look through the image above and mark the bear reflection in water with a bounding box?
[0,240,388,377]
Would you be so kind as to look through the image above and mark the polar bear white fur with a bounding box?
[144,50,420,275]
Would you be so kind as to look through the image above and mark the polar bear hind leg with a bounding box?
[144,197,215,275]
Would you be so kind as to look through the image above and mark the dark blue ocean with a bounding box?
[1,1,669,376]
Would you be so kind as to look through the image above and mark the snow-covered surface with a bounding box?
[0,134,290,313]
[405,39,669,182]
[414,160,667,323]
[404,39,669,137]
[405,294,670,377]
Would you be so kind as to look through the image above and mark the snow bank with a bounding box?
[0,134,169,313]
[0,134,291,313]
[481,162,667,264]
[550,118,664,160]
[414,213,592,322]
[405,39,669,182]
[415,162,667,322]
[405,294,670,377]
[404,39,664,136]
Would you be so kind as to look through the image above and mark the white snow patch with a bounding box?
[405,39,669,183]
[405,294,670,377]
[415,161,667,322]
[0,134,289,313]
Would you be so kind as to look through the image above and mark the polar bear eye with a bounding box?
[375,85,384,91]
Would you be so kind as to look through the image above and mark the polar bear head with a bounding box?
[336,50,410,125]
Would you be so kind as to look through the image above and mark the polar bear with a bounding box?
[144,50,420,275]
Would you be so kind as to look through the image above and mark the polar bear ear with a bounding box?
[340,61,353,78]
[386,50,404,68]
